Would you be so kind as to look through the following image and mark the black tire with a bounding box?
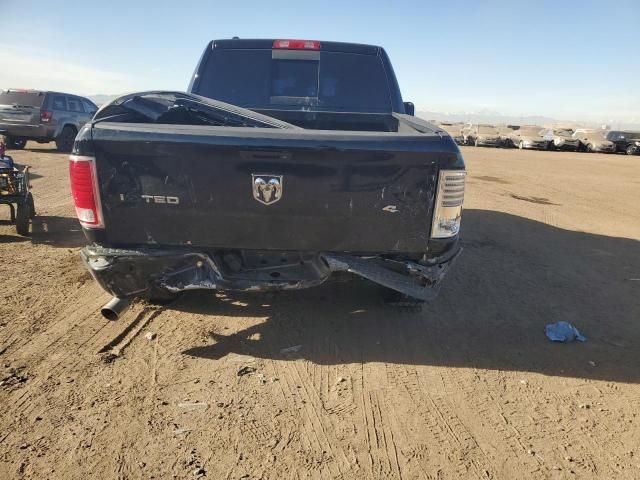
[16,196,32,236]
[7,136,27,150]
[28,192,36,218]
[55,126,77,153]
[626,145,636,155]
[586,143,594,153]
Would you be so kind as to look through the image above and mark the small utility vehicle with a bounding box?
[0,137,35,235]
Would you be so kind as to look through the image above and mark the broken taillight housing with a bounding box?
[431,170,466,238]
[69,155,103,228]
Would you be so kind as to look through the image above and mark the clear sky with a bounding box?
[1,0,638,124]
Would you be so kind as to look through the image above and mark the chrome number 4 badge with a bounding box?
[252,174,283,205]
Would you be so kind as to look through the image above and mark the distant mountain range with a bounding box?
[417,110,558,126]
[416,110,640,131]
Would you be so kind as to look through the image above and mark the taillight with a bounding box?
[272,39,320,50]
[69,155,103,228]
[431,170,466,239]
[40,110,53,123]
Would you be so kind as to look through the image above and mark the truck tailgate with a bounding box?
[92,123,457,253]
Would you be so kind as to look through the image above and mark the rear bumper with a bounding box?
[476,139,502,147]
[81,244,461,302]
[593,144,616,153]
[521,142,549,150]
[553,141,580,150]
[0,123,52,139]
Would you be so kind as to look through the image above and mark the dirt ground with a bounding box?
[1,144,639,480]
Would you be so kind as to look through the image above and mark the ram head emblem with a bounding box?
[252,174,283,205]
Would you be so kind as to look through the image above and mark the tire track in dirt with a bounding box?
[283,354,353,478]
[367,390,403,479]
[390,364,492,478]
[376,311,497,479]
[0,299,160,451]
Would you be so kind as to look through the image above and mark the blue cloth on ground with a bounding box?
[545,321,586,342]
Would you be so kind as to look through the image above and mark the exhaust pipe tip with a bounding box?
[101,297,130,321]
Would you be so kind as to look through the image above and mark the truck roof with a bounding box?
[211,38,380,55]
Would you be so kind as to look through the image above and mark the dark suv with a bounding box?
[606,130,640,155]
[0,89,98,152]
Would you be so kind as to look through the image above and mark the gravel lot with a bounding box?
[1,144,639,479]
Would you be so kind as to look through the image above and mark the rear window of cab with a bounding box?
[195,49,392,113]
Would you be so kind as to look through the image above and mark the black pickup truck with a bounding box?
[71,39,466,319]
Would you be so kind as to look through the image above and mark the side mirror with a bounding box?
[403,102,415,116]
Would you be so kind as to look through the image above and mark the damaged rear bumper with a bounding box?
[81,245,461,302]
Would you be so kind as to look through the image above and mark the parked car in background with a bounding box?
[572,129,616,153]
[606,130,640,155]
[460,123,471,141]
[464,124,502,147]
[543,128,581,151]
[0,89,98,152]
[437,122,465,145]
[509,126,550,150]
[497,125,520,147]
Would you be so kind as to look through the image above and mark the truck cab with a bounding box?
[188,39,415,130]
